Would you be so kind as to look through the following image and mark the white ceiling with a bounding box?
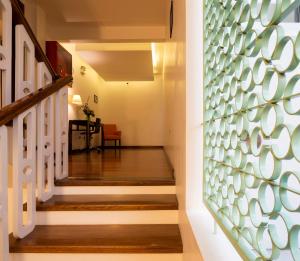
[38,0,168,26]
[78,49,154,81]
[39,0,169,43]
[37,1,169,81]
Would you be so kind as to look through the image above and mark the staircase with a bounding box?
[10,191,182,260]
[9,150,182,261]
[0,1,183,260]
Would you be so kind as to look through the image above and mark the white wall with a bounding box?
[162,0,204,261]
[63,44,165,148]
[21,0,37,33]
[21,0,47,51]
[100,79,165,146]
[162,0,243,260]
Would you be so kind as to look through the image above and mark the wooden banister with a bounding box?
[0,76,72,126]
[10,0,59,80]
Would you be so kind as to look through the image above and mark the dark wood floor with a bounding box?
[56,149,175,186]
[10,225,183,253]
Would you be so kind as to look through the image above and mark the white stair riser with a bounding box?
[36,210,179,225]
[8,186,177,197]
[9,254,183,261]
[54,186,176,195]
[10,253,183,261]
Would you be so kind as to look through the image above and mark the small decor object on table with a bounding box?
[81,102,95,122]
[94,94,98,104]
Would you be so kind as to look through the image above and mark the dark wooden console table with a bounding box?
[68,120,101,153]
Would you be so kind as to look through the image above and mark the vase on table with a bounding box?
[86,115,91,122]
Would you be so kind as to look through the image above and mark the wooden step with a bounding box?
[32,194,178,211]
[9,225,183,253]
[55,177,175,186]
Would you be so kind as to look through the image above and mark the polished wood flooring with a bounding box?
[33,194,178,211]
[56,149,175,186]
[10,225,183,253]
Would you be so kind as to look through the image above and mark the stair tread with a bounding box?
[9,224,183,253]
[34,194,178,211]
[55,177,175,186]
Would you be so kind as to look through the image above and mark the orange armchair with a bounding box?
[102,124,122,147]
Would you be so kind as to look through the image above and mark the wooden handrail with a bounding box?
[0,76,72,126]
[10,0,59,80]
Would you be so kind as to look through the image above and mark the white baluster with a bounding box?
[15,24,35,100]
[37,62,54,202]
[13,108,36,238]
[0,126,8,261]
[0,0,12,107]
[55,86,68,180]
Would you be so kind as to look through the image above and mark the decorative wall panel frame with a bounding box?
[203,0,300,260]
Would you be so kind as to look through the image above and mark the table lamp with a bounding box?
[72,94,83,106]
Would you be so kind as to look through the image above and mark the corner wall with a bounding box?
[21,0,47,51]
[162,0,203,260]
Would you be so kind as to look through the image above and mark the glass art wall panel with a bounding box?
[204,1,300,260]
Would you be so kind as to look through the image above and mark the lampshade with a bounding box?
[72,94,83,105]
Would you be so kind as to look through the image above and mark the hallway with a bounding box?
[63,148,175,185]
[2,0,202,260]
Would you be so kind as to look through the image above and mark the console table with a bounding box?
[68,119,101,153]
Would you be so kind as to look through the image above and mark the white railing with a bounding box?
[12,84,69,239]
[15,24,35,99]
[0,0,70,259]
[55,87,69,180]
[13,106,37,238]
[0,126,8,261]
[0,0,12,259]
[37,63,54,202]
[0,0,12,107]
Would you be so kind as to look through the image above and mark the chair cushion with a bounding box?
[104,134,121,140]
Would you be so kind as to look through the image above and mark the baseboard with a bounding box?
[69,146,164,154]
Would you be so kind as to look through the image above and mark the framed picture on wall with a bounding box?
[94,95,99,104]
